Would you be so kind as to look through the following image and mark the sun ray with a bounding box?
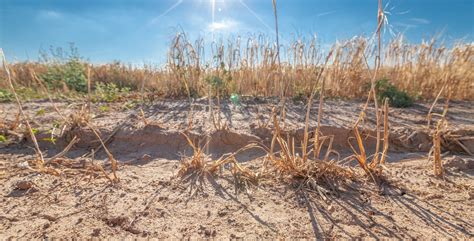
[211,0,216,24]
[149,0,184,25]
[238,0,273,32]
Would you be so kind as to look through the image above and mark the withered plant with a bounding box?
[264,48,356,195]
[177,133,262,194]
[1,49,119,183]
[345,0,392,182]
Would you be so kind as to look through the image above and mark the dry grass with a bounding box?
[1,35,472,100]
[344,0,391,183]
[1,49,45,169]
[262,48,355,194]
[174,15,394,194]
[1,48,120,183]
[347,100,390,181]
[177,133,262,194]
[427,87,452,177]
[265,113,355,193]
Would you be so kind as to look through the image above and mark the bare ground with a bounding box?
[1,98,473,239]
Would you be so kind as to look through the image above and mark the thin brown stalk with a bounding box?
[427,77,448,128]
[86,122,119,182]
[30,70,68,123]
[379,99,389,165]
[1,49,45,167]
[87,64,92,114]
[311,49,334,159]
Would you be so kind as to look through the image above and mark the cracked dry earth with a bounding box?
[0,98,473,239]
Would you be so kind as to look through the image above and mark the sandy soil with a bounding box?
[1,98,473,239]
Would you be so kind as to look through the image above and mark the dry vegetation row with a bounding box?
[1,35,473,101]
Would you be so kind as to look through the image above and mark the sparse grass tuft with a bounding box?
[94,82,131,102]
[0,89,13,102]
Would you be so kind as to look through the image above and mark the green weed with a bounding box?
[373,78,414,108]
[31,128,39,135]
[0,89,13,102]
[39,44,88,93]
[99,105,111,112]
[41,137,57,144]
[94,82,130,102]
[35,108,46,116]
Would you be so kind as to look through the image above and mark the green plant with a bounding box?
[0,89,13,102]
[39,44,88,93]
[94,82,130,102]
[206,75,224,91]
[99,105,111,112]
[373,78,414,108]
[122,100,139,110]
[41,137,57,144]
[35,108,46,116]
[16,87,45,100]
[31,128,39,135]
[292,90,306,103]
[0,135,7,143]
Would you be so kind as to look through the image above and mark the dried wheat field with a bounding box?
[1,0,474,239]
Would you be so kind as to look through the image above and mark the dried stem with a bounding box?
[1,49,45,167]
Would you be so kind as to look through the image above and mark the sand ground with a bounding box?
[1,98,473,239]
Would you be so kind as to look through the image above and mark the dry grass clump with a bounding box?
[426,86,472,157]
[0,109,22,144]
[177,133,261,193]
[263,50,356,193]
[46,97,120,182]
[1,48,119,183]
[345,0,390,182]
[176,61,358,195]
[265,113,355,192]
[347,98,390,179]
[427,87,451,177]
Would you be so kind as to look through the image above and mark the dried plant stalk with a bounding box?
[1,49,45,168]
[380,99,390,165]
[433,126,443,177]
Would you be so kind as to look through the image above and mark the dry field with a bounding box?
[0,98,473,239]
[3,35,473,100]
[1,1,473,238]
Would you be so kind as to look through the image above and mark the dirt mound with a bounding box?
[391,128,474,154]
[30,123,473,163]
[109,125,262,161]
[444,156,474,171]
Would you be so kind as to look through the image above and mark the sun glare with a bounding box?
[211,0,216,23]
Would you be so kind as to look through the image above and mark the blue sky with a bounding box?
[1,0,473,64]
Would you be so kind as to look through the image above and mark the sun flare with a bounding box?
[211,0,216,23]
